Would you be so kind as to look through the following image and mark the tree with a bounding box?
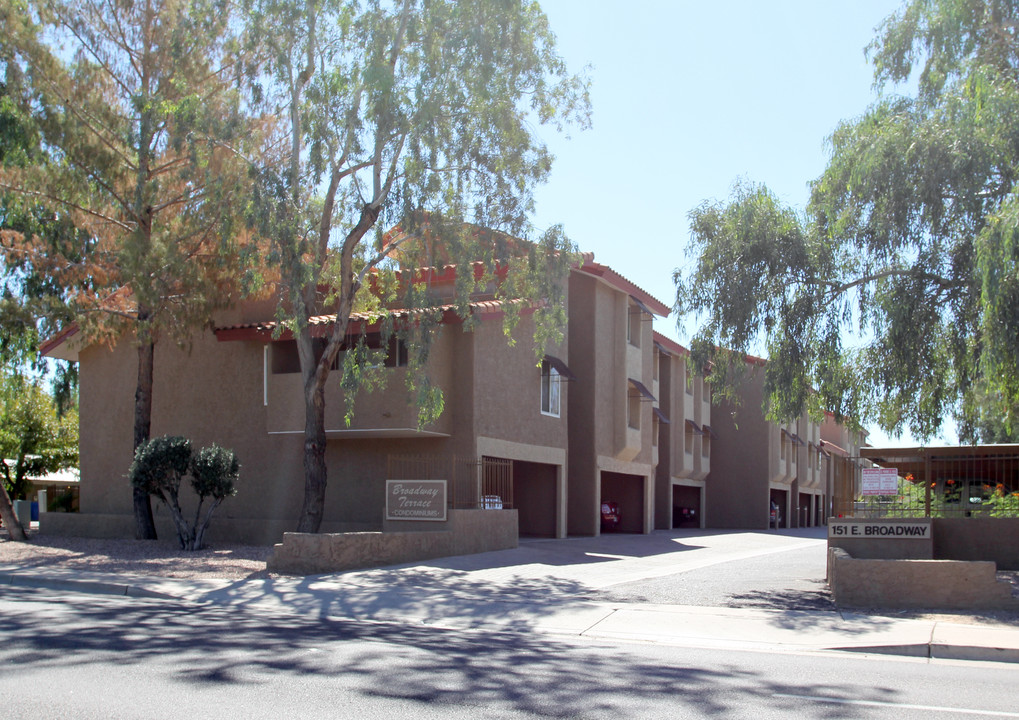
[0,374,78,500]
[1,36,79,400]
[243,0,589,532]
[0,0,256,538]
[128,436,239,550]
[674,0,1019,443]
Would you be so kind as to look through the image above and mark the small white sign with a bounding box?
[861,467,899,496]
[386,480,447,521]
[828,521,930,539]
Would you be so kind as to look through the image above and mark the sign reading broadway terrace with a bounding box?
[386,480,447,522]
[828,521,931,539]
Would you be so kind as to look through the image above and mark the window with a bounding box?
[385,336,408,368]
[653,348,660,381]
[652,413,660,447]
[685,422,694,454]
[628,389,641,429]
[685,362,693,395]
[780,431,787,461]
[627,297,650,348]
[702,430,711,457]
[271,334,407,373]
[627,307,640,347]
[540,360,560,417]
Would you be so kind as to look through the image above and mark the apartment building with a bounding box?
[652,333,711,529]
[705,356,836,530]
[43,245,682,545]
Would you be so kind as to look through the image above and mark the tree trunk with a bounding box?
[295,379,328,533]
[133,339,158,539]
[0,481,28,542]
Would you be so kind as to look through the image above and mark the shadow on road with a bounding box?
[0,587,910,718]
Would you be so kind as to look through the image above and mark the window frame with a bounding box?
[540,361,561,417]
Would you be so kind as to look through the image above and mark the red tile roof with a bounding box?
[214,298,524,342]
[574,257,670,316]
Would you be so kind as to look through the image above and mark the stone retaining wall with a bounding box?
[266,509,518,575]
[828,547,1019,611]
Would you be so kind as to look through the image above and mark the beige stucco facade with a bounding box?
[705,361,833,530]
[47,244,860,549]
[565,266,669,536]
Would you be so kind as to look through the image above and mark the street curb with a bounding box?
[1,572,176,600]
[830,642,1019,663]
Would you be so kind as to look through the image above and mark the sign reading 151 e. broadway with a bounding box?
[828,521,931,539]
[386,480,447,522]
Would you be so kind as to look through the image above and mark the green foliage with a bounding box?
[241,0,588,531]
[129,436,240,550]
[675,0,1019,441]
[0,373,78,499]
[189,444,240,502]
[985,483,1019,517]
[129,436,192,498]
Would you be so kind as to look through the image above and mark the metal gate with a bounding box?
[387,454,514,510]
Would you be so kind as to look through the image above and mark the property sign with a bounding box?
[828,521,931,539]
[861,467,899,496]
[386,480,447,522]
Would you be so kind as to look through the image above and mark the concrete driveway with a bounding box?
[407,526,831,608]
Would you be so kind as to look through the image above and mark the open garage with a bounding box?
[600,471,645,533]
[512,460,559,538]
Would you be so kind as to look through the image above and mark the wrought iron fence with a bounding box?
[831,448,1019,519]
[387,454,513,510]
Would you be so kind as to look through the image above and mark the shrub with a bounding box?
[129,436,240,550]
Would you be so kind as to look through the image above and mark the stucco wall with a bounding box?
[828,547,1018,611]
[933,518,1019,570]
[72,318,476,545]
[567,271,598,535]
[77,330,307,531]
[471,314,567,451]
[654,353,675,529]
[707,368,771,528]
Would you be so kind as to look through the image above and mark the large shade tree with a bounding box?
[0,0,256,538]
[675,0,1019,443]
[243,0,589,532]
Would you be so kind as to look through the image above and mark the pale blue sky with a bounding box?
[528,1,956,446]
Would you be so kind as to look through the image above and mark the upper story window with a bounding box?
[628,297,651,348]
[628,388,641,429]
[780,430,787,461]
[685,361,693,395]
[271,333,406,374]
[653,347,660,381]
[627,379,656,431]
[685,420,695,455]
[540,360,561,417]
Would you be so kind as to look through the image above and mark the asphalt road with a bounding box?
[3,586,1018,719]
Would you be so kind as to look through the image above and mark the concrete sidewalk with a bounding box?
[3,530,1019,663]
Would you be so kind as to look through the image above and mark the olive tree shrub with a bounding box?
[129,436,239,551]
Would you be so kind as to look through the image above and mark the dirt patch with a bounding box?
[0,532,273,580]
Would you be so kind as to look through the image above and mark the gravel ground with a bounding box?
[0,531,273,580]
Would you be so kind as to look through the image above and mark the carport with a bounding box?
[671,484,701,528]
[600,471,645,533]
[512,460,559,538]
